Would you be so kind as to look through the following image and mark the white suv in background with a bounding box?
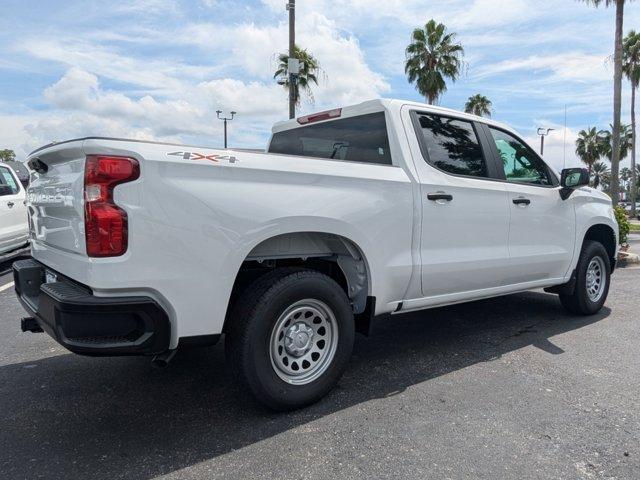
[0,163,28,255]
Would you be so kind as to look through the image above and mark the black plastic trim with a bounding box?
[354,296,376,336]
[13,258,171,356]
[178,334,221,348]
[544,269,577,295]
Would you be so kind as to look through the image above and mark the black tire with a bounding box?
[226,268,355,411]
[559,240,611,315]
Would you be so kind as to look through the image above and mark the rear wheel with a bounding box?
[559,240,611,315]
[226,268,354,411]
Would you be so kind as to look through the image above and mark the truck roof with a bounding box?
[271,98,516,135]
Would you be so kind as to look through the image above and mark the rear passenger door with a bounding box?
[408,111,510,298]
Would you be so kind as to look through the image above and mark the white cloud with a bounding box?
[31,67,287,146]
[22,39,219,95]
[474,53,610,82]
[262,0,538,30]
[2,6,390,158]
[181,13,389,104]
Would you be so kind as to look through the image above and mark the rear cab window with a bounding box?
[268,112,392,165]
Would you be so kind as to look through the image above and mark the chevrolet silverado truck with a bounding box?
[15,99,618,410]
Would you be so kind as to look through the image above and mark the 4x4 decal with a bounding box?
[166,151,238,164]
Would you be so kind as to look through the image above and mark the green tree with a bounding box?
[0,149,16,162]
[464,94,492,117]
[575,127,607,176]
[579,0,636,206]
[623,29,640,215]
[621,166,631,193]
[591,160,611,189]
[274,45,321,110]
[405,19,464,105]
[601,123,633,161]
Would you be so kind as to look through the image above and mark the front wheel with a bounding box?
[559,240,611,315]
[226,268,355,411]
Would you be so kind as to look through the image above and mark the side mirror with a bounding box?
[560,168,589,200]
[561,168,589,188]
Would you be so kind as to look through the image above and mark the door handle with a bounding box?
[7,201,14,208]
[427,192,453,202]
[512,197,531,206]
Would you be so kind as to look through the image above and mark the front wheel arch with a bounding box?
[582,224,617,272]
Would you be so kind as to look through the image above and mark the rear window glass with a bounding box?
[268,112,392,165]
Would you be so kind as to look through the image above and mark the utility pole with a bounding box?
[287,0,296,119]
[537,127,554,156]
[216,110,236,149]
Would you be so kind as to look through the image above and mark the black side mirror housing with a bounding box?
[560,168,589,200]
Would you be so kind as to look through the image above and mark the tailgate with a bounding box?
[27,141,87,255]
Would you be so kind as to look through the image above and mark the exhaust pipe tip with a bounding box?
[151,349,176,368]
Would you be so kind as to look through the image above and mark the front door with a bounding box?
[484,126,575,284]
[408,111,511,298]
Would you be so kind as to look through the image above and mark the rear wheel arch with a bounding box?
[224,232,374,333]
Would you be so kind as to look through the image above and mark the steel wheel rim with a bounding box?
[269,299,339,385]
[586,256,606,302]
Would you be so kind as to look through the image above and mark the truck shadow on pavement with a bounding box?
[0,291,610,479]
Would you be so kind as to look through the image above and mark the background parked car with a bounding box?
[0,163,28,255]
[0,160,30,188]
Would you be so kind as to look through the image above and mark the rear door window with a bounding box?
[268,112,392,165]
[414,113,488,178]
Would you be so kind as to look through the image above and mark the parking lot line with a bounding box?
[0,282,15,293]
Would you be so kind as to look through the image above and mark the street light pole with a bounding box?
[537,127,554,156]
[216,110,236,149]
[287,0,296,119]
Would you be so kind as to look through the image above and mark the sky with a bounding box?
[1,0,640,172]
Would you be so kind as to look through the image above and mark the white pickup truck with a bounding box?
[15,99,618,410]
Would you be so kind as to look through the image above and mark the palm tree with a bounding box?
[621,166,631,190]
[623,29,640,216]
[579,0,635,206]
[601,123,633,161]
[575,127,607,176]
[591,161,611,188]
[464,94,492,117]
[274,45,320,110]
[405,19,464,105]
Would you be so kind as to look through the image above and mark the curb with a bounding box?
[618,250,640,268]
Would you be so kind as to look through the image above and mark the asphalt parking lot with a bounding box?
[0,244,638,480]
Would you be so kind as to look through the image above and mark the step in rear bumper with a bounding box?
[13,258,171,356]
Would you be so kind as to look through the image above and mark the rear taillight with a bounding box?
[84,155,139,257]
